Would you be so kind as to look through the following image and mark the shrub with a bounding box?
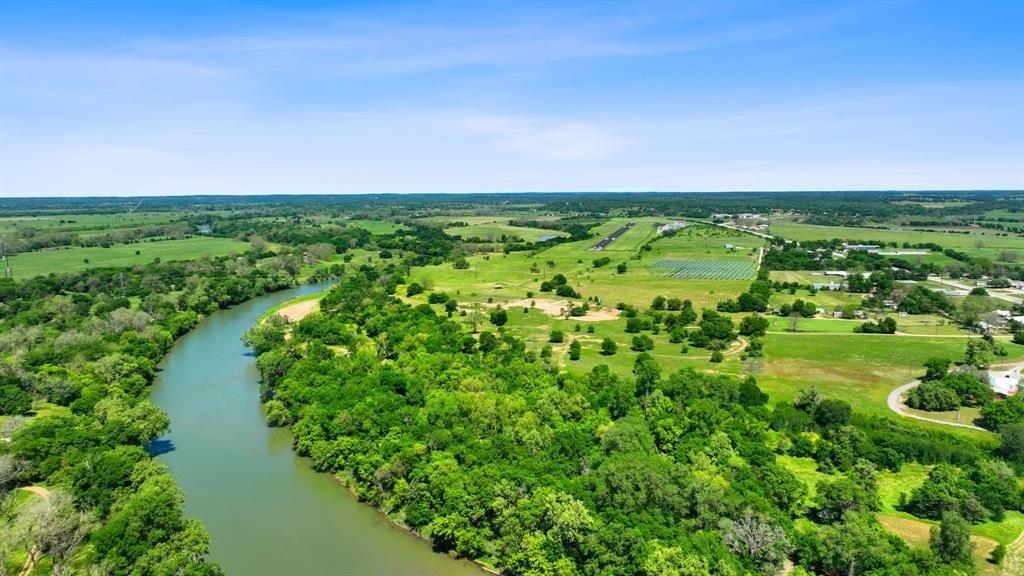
[489,309,508,327]
[631,335,654,352]
[600,338,617,356]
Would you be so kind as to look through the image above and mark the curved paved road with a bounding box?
[887,380,987,431]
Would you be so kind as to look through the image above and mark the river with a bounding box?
[150,282,485,575]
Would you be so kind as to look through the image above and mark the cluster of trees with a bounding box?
[248,271,1024,575]
[539,274,580,298]
[907,359,990,412]
[904,461,1021,523]
[854,317,898,334]
[0,255,307,573]
[716,279,771,313]
[778,299,818,318]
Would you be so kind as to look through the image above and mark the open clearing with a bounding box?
[445,223,567,242]
[5,237,249,279]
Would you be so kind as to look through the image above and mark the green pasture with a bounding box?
[444,223,567,242]
[5,237,249,279]
[769,288,864,309]
[758,332,1024,434]
[0,211,186,235]
[647,224,759,261]
[411,220,759,309]
[345,219,408,234]
[769,222,1024,259]
[765,314,968,336]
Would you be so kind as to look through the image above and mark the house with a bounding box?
[813,282,844,291]
[825,270,848,277]
[988,366,1021,396]
[996,310,1012,319]
[845,244,881,251]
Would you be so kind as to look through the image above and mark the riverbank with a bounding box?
[150,281,485,575]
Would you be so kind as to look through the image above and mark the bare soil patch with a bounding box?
[497,298,620,322]
[277,299,319,322]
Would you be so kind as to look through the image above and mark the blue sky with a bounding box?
[1,1,1022,196]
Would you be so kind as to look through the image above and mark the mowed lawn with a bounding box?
[7,237,250,279]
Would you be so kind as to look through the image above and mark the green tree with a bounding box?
[568,340,581,361]
[929,511,973,564]
[738,314,769,337]
[633,353,661,403]
[489,308,508,327]
[600,338,617,356]
[998,423,1024,466]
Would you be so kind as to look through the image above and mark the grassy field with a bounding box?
[0,211,187,235]
[411,220,759,310]
[590,218,663,251]
[765,314,969,336]
[345,219,408,234]
[444,223,567,242]
[5,237,250,279]
[759,333,1024,428]
[769,222,1024,259]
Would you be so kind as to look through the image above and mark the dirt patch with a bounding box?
[878,514,998,559]
[496,298,620,322]
[277,299,319,322]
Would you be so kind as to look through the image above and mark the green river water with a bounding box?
[150,283,484,575]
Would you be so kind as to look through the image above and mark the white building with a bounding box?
[988,366,1021,396]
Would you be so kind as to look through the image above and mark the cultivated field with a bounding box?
[650,258,756,280]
